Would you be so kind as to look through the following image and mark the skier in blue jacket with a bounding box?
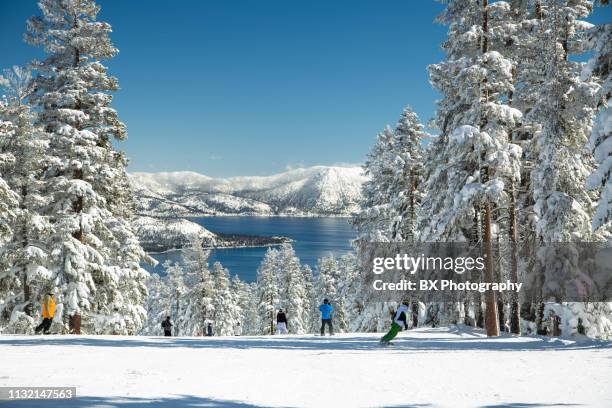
[319,299,334,336]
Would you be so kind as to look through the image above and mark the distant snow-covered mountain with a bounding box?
[130,166,367,217]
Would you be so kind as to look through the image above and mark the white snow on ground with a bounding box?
[1,326,611,408]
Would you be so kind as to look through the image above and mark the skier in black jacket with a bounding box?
[276,309,288,334]
[161,316,172,336]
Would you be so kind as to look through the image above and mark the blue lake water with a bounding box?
[145,216,355,282]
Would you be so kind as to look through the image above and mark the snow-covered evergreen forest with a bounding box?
[0,0,610,340]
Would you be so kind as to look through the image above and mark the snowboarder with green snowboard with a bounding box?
[380,300,410,345]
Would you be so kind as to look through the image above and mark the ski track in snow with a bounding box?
[1,327,611,408]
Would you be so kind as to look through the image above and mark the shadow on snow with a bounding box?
[3,393,585,408]
[4,394,281,408]
[478,404,583,407]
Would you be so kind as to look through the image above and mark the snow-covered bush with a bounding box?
[5,310,35,335]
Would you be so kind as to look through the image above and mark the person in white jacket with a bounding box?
[380,300,410,344]
[234,322,243,336]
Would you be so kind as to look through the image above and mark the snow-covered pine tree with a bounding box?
[25,0,149,334]
[276,244,307,334]
[529,0,600,244]
[231,274,255,335]
[524,0,608,336]
[497,0,543,335]
[164,261,187,336]
[390,107,428,242]
[255,248,280,334]
[141,241,215,337]
[211,261,240,336]
[335,252,359,332]
[301,264,316,333]
[0,103,20,329]
[482,0,607,335]
[354,107,428,244]
[508,3,559,287]
[0,66,50,332]
[348,263,402,333]
[350,127,396,332]
[420,0,524,335]
[314,255,352,332]
[477,0,524,337]
[314,256,338,308]
[180,237,214,336]
[140,273,168,336]
[351,107,429,332]
[419,0,482,243]
[184,257,208,333]
[422,0,522,242]
[353,126,397,244]
[97,166,150,335]
[585,23,611,232]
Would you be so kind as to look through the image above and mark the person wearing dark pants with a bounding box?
[320,318,333,336]
[34,293,56,334]
[319,298,334,336]
[161,316,172,336]
[35,318,52,334]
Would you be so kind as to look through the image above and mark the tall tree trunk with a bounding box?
[20,184,32,316]
[70,164,84,332]
[483,200,500,336]
[175,289,180,336]
[72,25,84,243]
[408,171,416,243]
[506,58,521,335]
[411,302,419,328]
[270,295,274,335]
[472,205,484,328]
[535,302,547,335]
[69,314,81,334]
[68,41,83,334]
[23,276,31,315]
[508,180,521,334]
[562,17,569,61]
[494,232,505,332]
[463,295,472,326]
[527,0,543,334]
[480,0,500,337]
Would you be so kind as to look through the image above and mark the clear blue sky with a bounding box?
[1,1,609,177]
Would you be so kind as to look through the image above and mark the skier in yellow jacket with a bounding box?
[34,293,56,334]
